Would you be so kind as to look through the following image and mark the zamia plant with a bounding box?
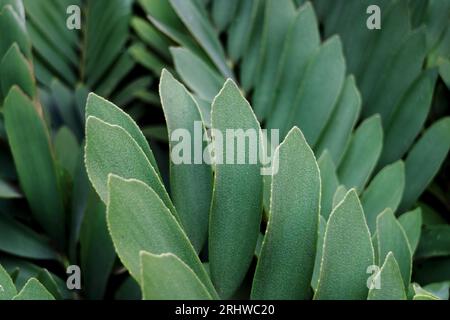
[135,0,450,296]
[82,70,440,300]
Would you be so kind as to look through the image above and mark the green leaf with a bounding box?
[0,5,31,60]
[4,87,65,244]
[0,43,35,101]
[398,208,422,254]
[0,214,57,260]
[314,189,374,300]
[0,263,16,300]
[209,80,263,298]
[368,252,406,300]
[376,209,412,287]
[252,127,320,299]
[332,185,348,209]
[318,150,339,220]
[85,93,160,174]
[106,175,217,298]
[169,0,233,78]
[252,0,297,120]
[12,278,54,300]
[227,0,260,62]
[129,42,165,76]
[361,161,405,233]
[290,36,346,146]
[131,17,171,59]
[380,70,437,166]
[140,251,212,300]
[315,76,361,166]
[416,225,450,259]
[35,269,63,300]
[80,193,115,300]
[266,2,320,133]
[399,117,450,212]
[211,0,239,32]
[85,116,176,216]
[159,70,212,253]
[337,115,383,193]
[171,47,224,102]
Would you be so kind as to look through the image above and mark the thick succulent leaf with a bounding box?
[252,127,320,299]
[0,214,57,260]
[416,225,450,259]
[140,251,212,300]
[86,93,159,173]
[361,161,405,233]
[317,150,338,220]
[315,76,361,166]
[226,0,260,62]
[337,115,383,193]
[171,47,224,102]
[332,185,348,209]
[84,0,133,87]
[169,0,232,78]
[366,28,427,122]
[0,43,35,101]
[314,190,374,300]
[0,5,31,60]
[211,0,239,32]
[252,0,296,121]
[290,36,346,146]
[131,17,171,60]
[266,2,320,133]
[376,209,412,287]
[4,87,65,244]
[368,252,406,300]
[380,70,437,166]
[399,117,450,212]
[129,43,165,76]
[106,175,217,298]
[85,116,175,216]
[159,70,212,253]
[80,193,115,300]
[0,264,16,300]
[35,268,63,300]
[209,80,263,299]
[12,278,54,300]
[398,208,422,254]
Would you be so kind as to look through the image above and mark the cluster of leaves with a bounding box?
[0,0,449,300]
[84,71,443,300]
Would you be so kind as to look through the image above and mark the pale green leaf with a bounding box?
[106,175,217,298]
[314,189,374,300]
[209,80,263,298]
[252,127,320,299]
[362,161,405,233]
[13,278,54,300]
[377,209,412,287]
[159,70,212,253]
[368,252,406,300]
[140,251,212,300]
